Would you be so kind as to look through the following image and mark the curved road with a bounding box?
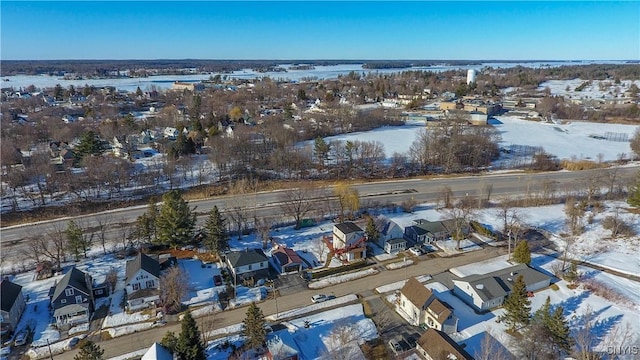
[1,167,637,258]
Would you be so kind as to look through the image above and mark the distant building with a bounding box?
[466,69,477,85]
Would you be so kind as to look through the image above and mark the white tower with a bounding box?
[466,69,477,85]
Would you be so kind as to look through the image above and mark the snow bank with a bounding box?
[265,294,358,321]
[308,268,379,289]
[386,259,414,270]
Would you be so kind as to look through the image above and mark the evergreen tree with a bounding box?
[365,216,379,244]
[156,190,196,248]
[313,137,330,168]
[204,206,228,255]
[533,296,552,326]
[135,86,143,97]
[160,331,178,353]
[242,302,267,349]
[176,311,205,360]
[73,340,104,360]
[133,197,159,243]
[500,275,531,332]
[512,240,531,265]
[548,306,573,355]
[75,130,104,162]
[66,220,86,261]
[564,261,579,283]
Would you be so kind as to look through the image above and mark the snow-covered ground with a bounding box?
[266,294,358,322]
[385,259,414,270]
[308,268,378,289]
[205,303,378,360]
[538,79,640,100]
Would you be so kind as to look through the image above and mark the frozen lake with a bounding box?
[1,61,629,92]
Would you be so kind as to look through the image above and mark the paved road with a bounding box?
[2,166,636,260]
[51,246,506,360]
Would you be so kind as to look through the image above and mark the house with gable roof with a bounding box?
[332,222,367,262]
[398,277,458,334]
[452,263,551,311]
[271,246,304,274]
[49,267,94,328]
[226,248,270,284]
[416,328,473,360]
[125,253,160,311]
[404,219,450,244]
[0,280,26,335]
[142,342,173,360]
[374,215,406,254]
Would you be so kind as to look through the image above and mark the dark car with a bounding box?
[213,274,223,286]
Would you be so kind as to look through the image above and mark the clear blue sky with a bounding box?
[1,1,638,60]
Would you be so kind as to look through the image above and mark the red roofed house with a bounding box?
[272,246,304,274]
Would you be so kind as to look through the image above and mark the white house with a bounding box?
[398,277,458,334]
[125,253,160,311]
[374,216,406,253]
[226,249,269,284]
[332,222,366,262]
[452,263,551,312]
[163,127,180,139]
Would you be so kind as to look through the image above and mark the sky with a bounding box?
[1,1,638,61]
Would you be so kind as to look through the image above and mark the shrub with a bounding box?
[550,283,559,291]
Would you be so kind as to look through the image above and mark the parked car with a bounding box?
[409,246,423,256]
[213,274,223,286]
[151,320,167,328]
[0,346,11,356]
[311,294,328,303]
[64,337,80,350]
[14,330,28,346]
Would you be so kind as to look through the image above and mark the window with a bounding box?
[146,280,155,288]
[132,283,140,291]
[61,299,67,304]
[95,289,103,295]
[65,288,74,296]
[75,295,83,304]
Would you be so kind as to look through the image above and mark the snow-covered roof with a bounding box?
[142,342,173,360]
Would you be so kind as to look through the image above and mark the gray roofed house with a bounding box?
[49,267,94,329]
[404,219,451,244]
[125,253,161,311]
[0,280,26,335]
[226,249,269,284]
[452,263,551,311]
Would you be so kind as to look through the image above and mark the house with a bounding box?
[272,246,304,274]
[398,278,458,334]
[226,249,270,284]
[111,135,139,158]
[49,267,94,328]
[374,216,406,253]
[142,342,173,360]
[332,222,367,262]
[452,263,552,311]
[0,280,26,335]
[404,219,450,244]
[163,127,180,140]
[415,328,473,360]
[125,253,160,311]
[264,333,299,360]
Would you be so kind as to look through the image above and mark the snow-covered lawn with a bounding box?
[266,294,358,322]
[206,303,378,360]
[434,238,482,255]
[308,268,378,289]
[538,79,640,100]
[180,259,224,306]
[228,286,267,309]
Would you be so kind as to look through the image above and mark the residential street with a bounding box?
[52,246,505,359]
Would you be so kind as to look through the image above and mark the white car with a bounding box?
[311,294,328,303]
[0,346,11,356]
[409,247,422,256]
[14,330,28,346]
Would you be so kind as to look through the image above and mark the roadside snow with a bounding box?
[265,294,358,322]
[386,259,414,270]
[308,268,378,289]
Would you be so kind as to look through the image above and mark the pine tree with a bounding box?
[564,261,579,283]
[500,275,531,332]
[204,206,228,255]
[133,197,158,243]
[66,220,86,261]
[533,296,552,326]
[73,340,104,360]
[160,331,178,353]
[512,240,531,265]
[242,302,267,349]
[548,306,573,355]
[156,190,196,248]
[365,216,379,244]
[176,311,205,360]
[627,172,640,207]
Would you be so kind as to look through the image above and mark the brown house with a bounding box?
[416,328,473,360]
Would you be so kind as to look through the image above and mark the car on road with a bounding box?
[13,330,28,346]
[311,294,329,303]
[151,320,167,328]
[409,246,423,256]
[213,274,223,286]
[65,337,80,350]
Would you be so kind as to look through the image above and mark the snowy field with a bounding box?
[538,79,640,100]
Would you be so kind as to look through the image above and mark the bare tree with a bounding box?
[476,330,513,360]
[106,268,118,293]
[279,184,319,229]
[254,216,272,249]
[439,185,454,208]
[160,266,190,314]
[95,214,112,254]
[447,199,474,250]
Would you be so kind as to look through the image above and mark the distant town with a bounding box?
[1,60,639,360]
